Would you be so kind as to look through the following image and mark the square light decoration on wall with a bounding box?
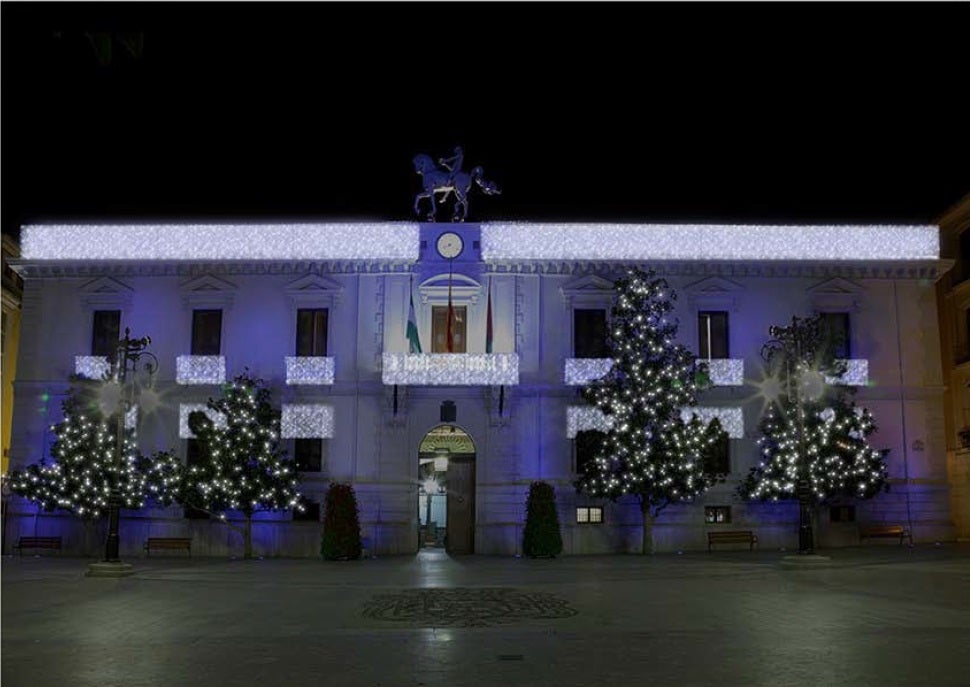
[179,404,227,438]
[825,359,868,386]
[705,359,744,386]
[564,358,614,385]
[75,356,111,379]
[281,404,334,439]
[176,356,226,385]
[566,406,614,438]
[285,357,335,385]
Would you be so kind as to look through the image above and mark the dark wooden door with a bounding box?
[446,455,475,555]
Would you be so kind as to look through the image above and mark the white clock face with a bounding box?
[436,232,464,259]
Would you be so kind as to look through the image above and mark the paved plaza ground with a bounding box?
[2,544,969,687]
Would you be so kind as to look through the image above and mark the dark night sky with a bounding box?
[3,2,969,239]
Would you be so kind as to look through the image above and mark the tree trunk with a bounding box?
[244,512,253,559]
[640,501,655,555]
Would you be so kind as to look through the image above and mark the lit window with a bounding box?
[431,305,466,353]
[704,506,731,524]
[577,506,604,524]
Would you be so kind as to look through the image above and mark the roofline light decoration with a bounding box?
[285,357,336,385]
[481,224,938,262]
[382,353,519,386]
[176,356,226,385]
[21,223,420,261]
[179,404,227,439]
[281,404,334,439]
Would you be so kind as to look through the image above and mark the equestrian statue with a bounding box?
[413,146,501,222]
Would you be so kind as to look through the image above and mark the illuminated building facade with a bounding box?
[5,221,957,555]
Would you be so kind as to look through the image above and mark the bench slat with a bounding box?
[707,530,758,552]
[144,538,192,557]
[15,537,63,556]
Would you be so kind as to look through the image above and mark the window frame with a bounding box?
[431,304,468,353]
[91,309,122,360]
[573,308,609,359]
[296,308,329,357]
[191,308,223,356]
[704,506,732,524]
[293,438,324,473]
[698,311,730,360]
[576,506,604,524]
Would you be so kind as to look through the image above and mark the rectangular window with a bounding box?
[91,310,121,359]
[577,506,604,524]
[294,439,323,472]
[704,434,731,475]
[820,312,851,359]
[704,506,732,524]
[698,311,729,359]
[829,505,856,522]
[574,309,608,358]
[431,305,466,353]
[191,309,222,355]
[293,500,321,522]
[183,439,211,519]
[296,308,328,356]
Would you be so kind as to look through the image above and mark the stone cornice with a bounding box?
[9,259,418,279]
[10,258,954,282]
[485,259,953,281]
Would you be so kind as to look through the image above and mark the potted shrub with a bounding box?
[321,482,362,560]
[522,481,563,558]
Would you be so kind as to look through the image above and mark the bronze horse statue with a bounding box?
[413,147,501,222]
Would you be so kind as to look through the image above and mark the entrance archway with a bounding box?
[417,424,476,554]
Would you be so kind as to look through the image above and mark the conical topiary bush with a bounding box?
[321,482,362,560]
[522,481,563,558]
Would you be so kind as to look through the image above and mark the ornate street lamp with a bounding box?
[761,316,828,555]
[88,328,157,576]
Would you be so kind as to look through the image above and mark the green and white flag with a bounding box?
[406,288,422,354]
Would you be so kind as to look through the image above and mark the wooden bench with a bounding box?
[859,525,911,545]
[14,536,62,556]
[144,537,192,557]
[708,530,758,552]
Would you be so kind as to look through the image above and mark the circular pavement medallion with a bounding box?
[361,587,578,627]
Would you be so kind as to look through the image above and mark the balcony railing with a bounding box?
[281,404,334,438]
[382,353,519,386]
[565,358,744,386]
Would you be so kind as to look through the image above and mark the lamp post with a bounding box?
[761,316,827,555]
[88,328,157,577]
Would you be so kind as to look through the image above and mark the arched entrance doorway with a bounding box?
[417,424,476,554]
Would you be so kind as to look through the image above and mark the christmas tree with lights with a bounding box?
[183,372,301,559]
[739,315,889,507]
[7,379,181,528]
[575,268,728,554]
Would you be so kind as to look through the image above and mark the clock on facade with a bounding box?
[436,231,464,260]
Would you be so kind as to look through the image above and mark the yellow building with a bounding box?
[2,234,24,474]
[936,193,970,541]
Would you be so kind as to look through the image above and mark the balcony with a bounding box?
[285,356,335,385]
[564,358,744,386]
[382,353,519,386]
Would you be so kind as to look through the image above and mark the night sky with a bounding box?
[3,2,969,240]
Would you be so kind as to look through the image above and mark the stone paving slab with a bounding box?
[3,546,969,687]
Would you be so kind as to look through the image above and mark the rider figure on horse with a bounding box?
[438,146,464,181]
